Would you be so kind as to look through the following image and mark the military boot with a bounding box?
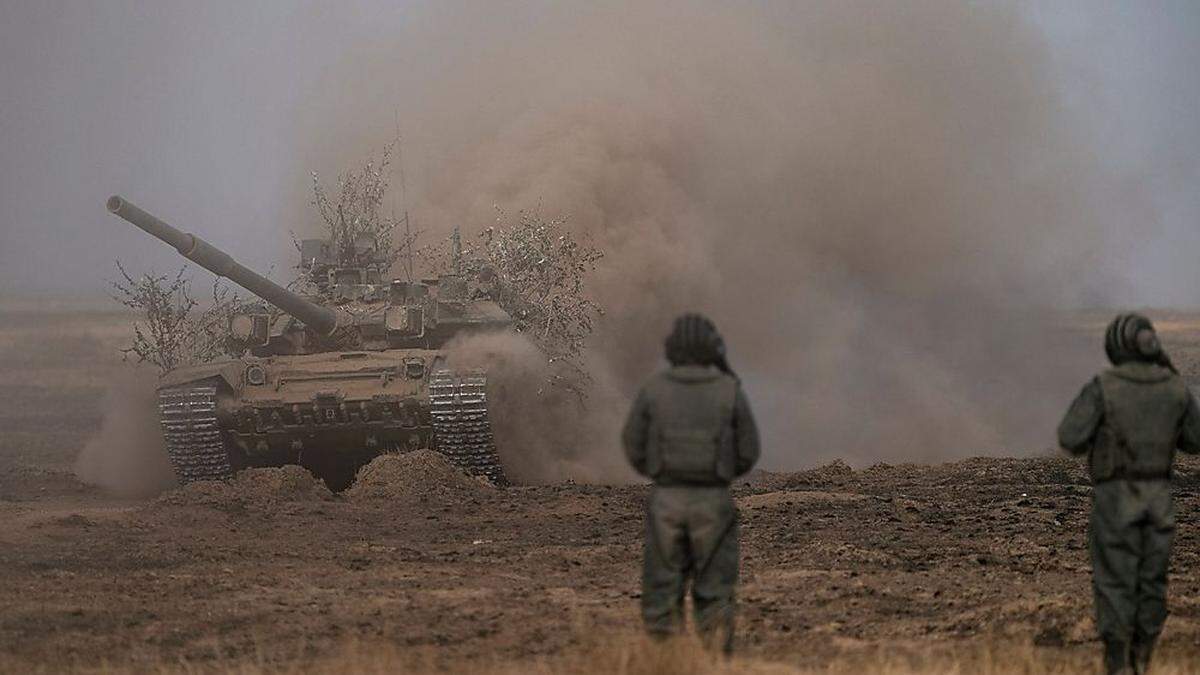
[1130,636,1155,675]
[1104,639,1132,675]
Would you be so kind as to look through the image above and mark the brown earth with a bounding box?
[2,300,1200,673]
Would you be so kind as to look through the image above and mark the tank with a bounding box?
[106,195,510,489]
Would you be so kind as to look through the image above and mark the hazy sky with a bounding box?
[4,1,1200,471]
[0,1,1197,305]
[1032,1,1200,305]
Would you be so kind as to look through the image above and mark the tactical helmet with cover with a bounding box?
[1104,312,1176,373]
[665,313,735,378]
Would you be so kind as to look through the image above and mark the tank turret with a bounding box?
[107,196,510,357]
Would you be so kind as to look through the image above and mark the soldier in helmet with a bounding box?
[1058,313,1200,675]
[622,313,760,653]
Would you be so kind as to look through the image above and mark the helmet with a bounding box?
[1104,312,1175,372]
[665,313,724,367]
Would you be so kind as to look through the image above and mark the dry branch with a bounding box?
[425,208,605,400]
[110,262,247,373]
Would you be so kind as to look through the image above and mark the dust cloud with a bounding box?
[444,332,634,484]
[6,2,1189,477]
[293,2,1140,470]
[75,369,176,497]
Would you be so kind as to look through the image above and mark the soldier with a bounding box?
[1058,312,1200,675]
[622,313,760,653]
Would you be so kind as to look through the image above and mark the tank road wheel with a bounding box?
[428,370,508,486]
[158,382,236,484]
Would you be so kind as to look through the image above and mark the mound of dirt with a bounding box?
[853,455,1094,488]
[856,461,930,485]
[157,465,332,508]
[345,450,492,503]
[736,468,793,492]
[925,456,1090,486]
[785,459,857,488]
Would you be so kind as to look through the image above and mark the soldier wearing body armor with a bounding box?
[622,313,760,653]
[1058,313,1200,675]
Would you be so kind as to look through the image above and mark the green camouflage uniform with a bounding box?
[623,364,760,651]
[1059,360,1200,674]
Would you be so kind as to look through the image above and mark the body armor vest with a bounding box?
[1091,364,1190,482]
[643,370,738,485]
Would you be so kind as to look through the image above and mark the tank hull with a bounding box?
[157,350,506,490]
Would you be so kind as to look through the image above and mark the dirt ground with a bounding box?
[3,299,1200,673]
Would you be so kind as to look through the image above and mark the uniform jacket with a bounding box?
[1058,361,1200,481]
[622,365,760,485]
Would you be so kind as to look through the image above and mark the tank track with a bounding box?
[158,384,235,484]
[428,370,508,485]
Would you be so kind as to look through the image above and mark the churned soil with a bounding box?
[344,450,495,503]
[3,454,1200,672]
[157,465,334,508]
[3,302,1200,672]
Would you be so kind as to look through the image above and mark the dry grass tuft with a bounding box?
[12,635,1199,675]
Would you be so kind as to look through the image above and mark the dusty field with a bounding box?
[3,300,1200,674]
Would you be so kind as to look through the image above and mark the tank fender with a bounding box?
[158,360,246,391]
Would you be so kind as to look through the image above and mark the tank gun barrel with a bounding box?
[106,195,339,336]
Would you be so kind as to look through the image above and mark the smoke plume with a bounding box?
[0,2,1187,483]
[445,332,634,483]
[75,369,176,497]
[283,1,1143,473]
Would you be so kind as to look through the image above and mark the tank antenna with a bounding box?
[392,111,414,282]
[403,210,414,283]
[452,225,463,276]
